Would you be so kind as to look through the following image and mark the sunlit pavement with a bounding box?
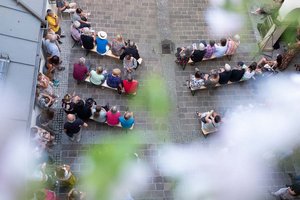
[49,1,300,199]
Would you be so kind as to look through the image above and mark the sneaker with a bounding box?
[69,137,75,142]
[60,35,66,38]
[58,40,63,44]
[76,137,81,142]
[196,112,202,117]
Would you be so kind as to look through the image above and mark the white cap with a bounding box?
[224,63,231,71]
[199,43,206,51]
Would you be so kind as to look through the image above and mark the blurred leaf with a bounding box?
[82,134,141,200]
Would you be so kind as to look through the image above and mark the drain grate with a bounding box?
[161,39,174,54]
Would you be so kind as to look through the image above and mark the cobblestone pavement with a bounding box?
[48,0,300,199]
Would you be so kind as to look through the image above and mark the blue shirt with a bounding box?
[96,38,108,54]
[106,74,121,88]
[119,116,134,129]
[214,45,228,58]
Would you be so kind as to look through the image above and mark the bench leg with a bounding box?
[72,41,77,48]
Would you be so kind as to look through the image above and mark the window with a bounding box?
[0,55,10,82]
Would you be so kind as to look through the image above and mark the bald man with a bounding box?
[64,114,88,142]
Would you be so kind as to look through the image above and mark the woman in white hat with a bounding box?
[95,31,111,55]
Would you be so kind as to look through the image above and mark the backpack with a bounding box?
[85,98,96,108]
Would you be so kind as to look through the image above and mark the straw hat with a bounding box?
[98,31,107,39]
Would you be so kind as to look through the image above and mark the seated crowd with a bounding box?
[61,94,135,135]
[72,57,139,95]
[175,34,240,65]
[188,53,281,90]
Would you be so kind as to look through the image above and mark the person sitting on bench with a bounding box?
[123,54,137,76]
[56,0,77,13]
[241,62,257,81]
[36,88,57,110]
[37,73,58,98]
[120,41,140,63]
[96,31,111,55]
[175,46,193,66]
[213,38,228,58]
[81,27,95,50]
[74,100,92,121]
[91,105,108,123]
[119,111,135,129]
[196,110,221,133]
[257,54,283,70]
[106,68,123,91]
[70,21,82,43]
[90,66,106,86]
[123,74,138,95]
[190,43,207,64]
[229,62,246,82]
[204,70,220,88]
[188,70,206,90]
[111,34,126,56]
[218,63,232,85]
[72,8,91,29]
[106,106,121,126]
[45,55,63,82]
[204,40,216,59]
[225,34,240,56]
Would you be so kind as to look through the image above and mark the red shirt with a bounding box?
[123,80,138,94]
[73,63,88,81]
[106,111,121,126]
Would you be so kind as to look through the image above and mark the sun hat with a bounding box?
[224,63,231,71]
[98,31,107,39]
[199,43,206,51]
[73,21,80,28]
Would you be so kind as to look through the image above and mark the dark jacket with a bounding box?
[120,47,140,60]
[218,71,232,84]
[190,50,206,63]
[229,69,245,82]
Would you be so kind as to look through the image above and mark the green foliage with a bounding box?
[131,74,170,119]
[82,134,141,200]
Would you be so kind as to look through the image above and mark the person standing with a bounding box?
[46,9,64,36]
[64,114,88,142]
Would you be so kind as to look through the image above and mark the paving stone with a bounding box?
[45,0,300,199]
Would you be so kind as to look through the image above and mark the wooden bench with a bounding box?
[189,79,247,95]
[90,115,134,130]
[187,54,232,64]
[201,127,217,137]
[82,46,143,65]
[85,76,118,91]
